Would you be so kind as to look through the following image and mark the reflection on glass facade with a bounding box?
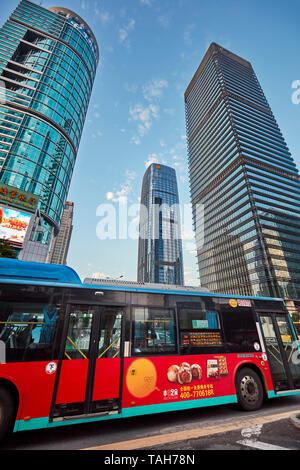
[48,201,73,265]
[0,1,99,261]
[185,43,300,299]
[137,163,184,285]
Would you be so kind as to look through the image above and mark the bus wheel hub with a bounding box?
[240,375,258,402]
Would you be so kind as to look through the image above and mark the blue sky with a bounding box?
[1,0,300,285]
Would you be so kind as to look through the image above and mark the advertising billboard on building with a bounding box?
[0,207,31,245]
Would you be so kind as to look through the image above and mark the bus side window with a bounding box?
[0,301,59,362]
[220,307,260,353]
[132,307,176,355]
[178,306,223,353]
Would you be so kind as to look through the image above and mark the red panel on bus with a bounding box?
[0,362,57,420]
[55,360,89,405]
[92,358,121,401]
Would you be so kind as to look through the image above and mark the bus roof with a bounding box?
[82,277,282,302]
[83,277,210,293]
[0,258,283,303]
[0,258,82,285]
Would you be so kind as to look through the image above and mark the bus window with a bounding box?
[178,306,223,353]
[0,301,59,362]
[65,309,93,360]
[221,307,260,353]
[98,310,122,358]
[133,308,176,355]
[179,307,220,330]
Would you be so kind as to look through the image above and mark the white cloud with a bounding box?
[106,191,114,200]
[100,11,112,23]
[119,19,135,44]
[106,170,137,203]
[157,14,171,29]
[183,24,195,44]
[142,79,168,101]
[129,103,159,141]
[92,272,110,279]
[128,79,166,144]
[126,169,137,180]
[145,153,160,168]
[105,45,114,53]
[124,82,138,94]
[163,107,175,115]
[130,136,141,145]
[139,0,152,5]
[92,129,102,138]
[130,103,150,123]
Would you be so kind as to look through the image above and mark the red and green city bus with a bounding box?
[0,258,300,440]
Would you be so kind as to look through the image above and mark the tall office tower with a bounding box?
[185,43,300,299]
[137,163,184,285]
[48,200,73,265]
[0,0,99,261]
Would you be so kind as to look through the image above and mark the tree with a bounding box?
[0,240,18,259]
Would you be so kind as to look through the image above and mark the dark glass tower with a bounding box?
[137,163,184,285]
[185,43,300,299]
[48,201,73,265]
[0,0,99,261]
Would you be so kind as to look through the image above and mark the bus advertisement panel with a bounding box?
[123,354,270,410]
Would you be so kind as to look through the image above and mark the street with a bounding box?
[1,394,300,451]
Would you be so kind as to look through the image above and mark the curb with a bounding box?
[290,414,300,430]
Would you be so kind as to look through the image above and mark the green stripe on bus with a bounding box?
[268,390,300,399]
[14,395,238,432]
[18,390,300,433]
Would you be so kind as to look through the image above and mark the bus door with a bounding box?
[51,304,124,421]
[258,313,300,392]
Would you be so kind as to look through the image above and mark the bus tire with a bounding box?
[0,387,15,440]
[235,367,264,411]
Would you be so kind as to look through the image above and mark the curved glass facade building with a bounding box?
[0,0,99,261]
[185,43,300,299]
[137,163,184,285]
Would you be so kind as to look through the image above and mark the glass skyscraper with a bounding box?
[0,0,98,261]
[185,43,300,299]
[137,163,184,286]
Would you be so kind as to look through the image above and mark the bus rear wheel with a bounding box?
[0,387,15,440]
[235,368,264,411]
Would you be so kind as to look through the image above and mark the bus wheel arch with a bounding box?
[0,378,20,439]
[234,364,267,411]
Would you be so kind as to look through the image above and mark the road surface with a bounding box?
[1,394,300,451]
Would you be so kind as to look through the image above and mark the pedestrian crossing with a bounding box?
[237,439,290,450]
